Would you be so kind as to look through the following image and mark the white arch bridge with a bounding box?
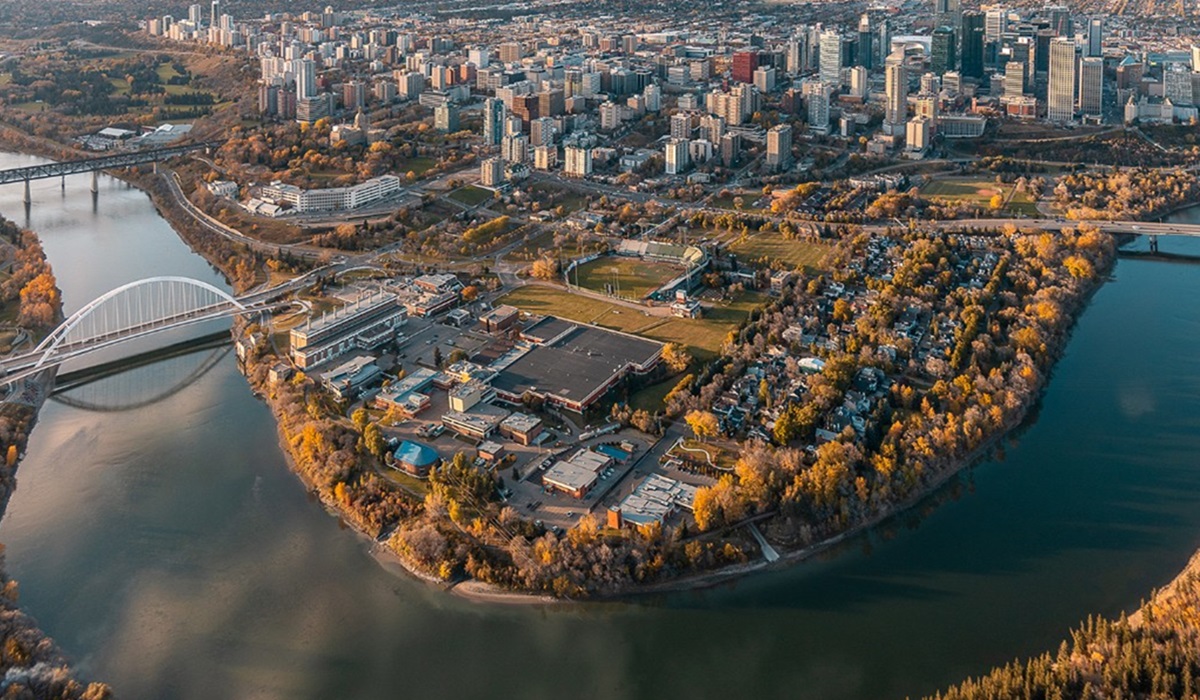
[0,276,281,391]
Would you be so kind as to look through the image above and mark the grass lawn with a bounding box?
[1005,189,1041,216]
[499,285,652,333]
[163,84,205,96]
[400,157,437,177]
[573,257,681,299]
[155,62,183,82]
[920,177,1009,204]
[671,439,737,470]
[710,192,750,210]
[529,182,587,212]
[503,229,555,262]
[107,77,131,95]
[921,177,1043,216]
[629,374,681,413]
[0,73,11,87]
[380,467,430,498]
[729,235,830,271]
[448,185,493,206]
[499,286,764,360]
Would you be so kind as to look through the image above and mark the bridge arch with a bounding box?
[33,276,246,369]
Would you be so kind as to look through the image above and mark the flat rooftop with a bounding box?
[543,460,598,493]
[493,323,663,406]
[619,474,698,526]
[520,315,576,344]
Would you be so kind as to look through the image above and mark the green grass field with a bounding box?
[155,62,183,82]
[529,182,587,212]
[499,285,763,360]
[920,177,1041,216]
[448,185,493,206]
[920,178,1008,203]
[573,257,681,299]
[106,76,137,95]
[730,235,830,271]
[503,229,555,262]
[400,157,437,177]
[1005,189,1041,216]
[629,374,680,412]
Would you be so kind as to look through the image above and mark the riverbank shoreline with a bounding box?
[0,134,1168,611]
[0,213,110,698]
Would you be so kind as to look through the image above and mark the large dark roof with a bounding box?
[493,324,662,404]
[521,316,576,344]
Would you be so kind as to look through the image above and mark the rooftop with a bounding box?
[619,474,699,526]
[543,460,599,493]
[394,440,440,468]
[493,323,663,406]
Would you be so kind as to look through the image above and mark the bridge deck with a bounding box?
[0,142,217,185]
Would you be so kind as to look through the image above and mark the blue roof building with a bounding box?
[393,440,440,477]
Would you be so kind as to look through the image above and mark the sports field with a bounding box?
[920,177,1041,216]
[499,285,765,361]
[729,235,830,271]
[572,257,681,299]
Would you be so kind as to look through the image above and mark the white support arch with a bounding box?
[32,276,246,369]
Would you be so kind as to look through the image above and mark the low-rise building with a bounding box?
[479,305,520,334]
[442,404,510,440]
[477,440,506,462]
[261,175,402,214]
[499,412,543,445]
[290,292,407,369]
[612,474,698,527]
[493,318,663,413]
[393,439,440,477]
[541,449,614,498]
[373,367,438,415]
[319,354,383,400]
[448,380,495,413]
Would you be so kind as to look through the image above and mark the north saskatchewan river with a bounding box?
[1,150,1200,699]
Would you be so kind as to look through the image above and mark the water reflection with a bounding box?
[3,150,1200,700]
[51,344,232,413]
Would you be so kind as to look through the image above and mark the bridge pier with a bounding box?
[22,178,30,206]
[1150,235,1159,253]
[60,175,65,192]
[90,170,99,194]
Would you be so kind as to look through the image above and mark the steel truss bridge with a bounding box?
[0,142,216,186]
[0,276,278,391]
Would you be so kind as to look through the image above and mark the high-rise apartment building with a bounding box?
[857,14,874,70]
[483,97,505,146]
[985,8,1007,42]
[732,51,759,84]
[664,139,690,175]
[1078,56,1104,118]
[819,31,843,85]
[931,26,956,75]
[1047,37,1077,123]
[884,55,908,135]
[1087,17,1104,58]
[960,12,985,79]
[766,124,792,171]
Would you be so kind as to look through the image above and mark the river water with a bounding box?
[1,151,1199,700]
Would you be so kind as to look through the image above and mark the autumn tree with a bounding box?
[661,343,693,374]
[530,255,560,280]
[685,410,720,442]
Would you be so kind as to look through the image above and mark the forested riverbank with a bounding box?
[930,551,1200,700]
[0,215,110,699]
